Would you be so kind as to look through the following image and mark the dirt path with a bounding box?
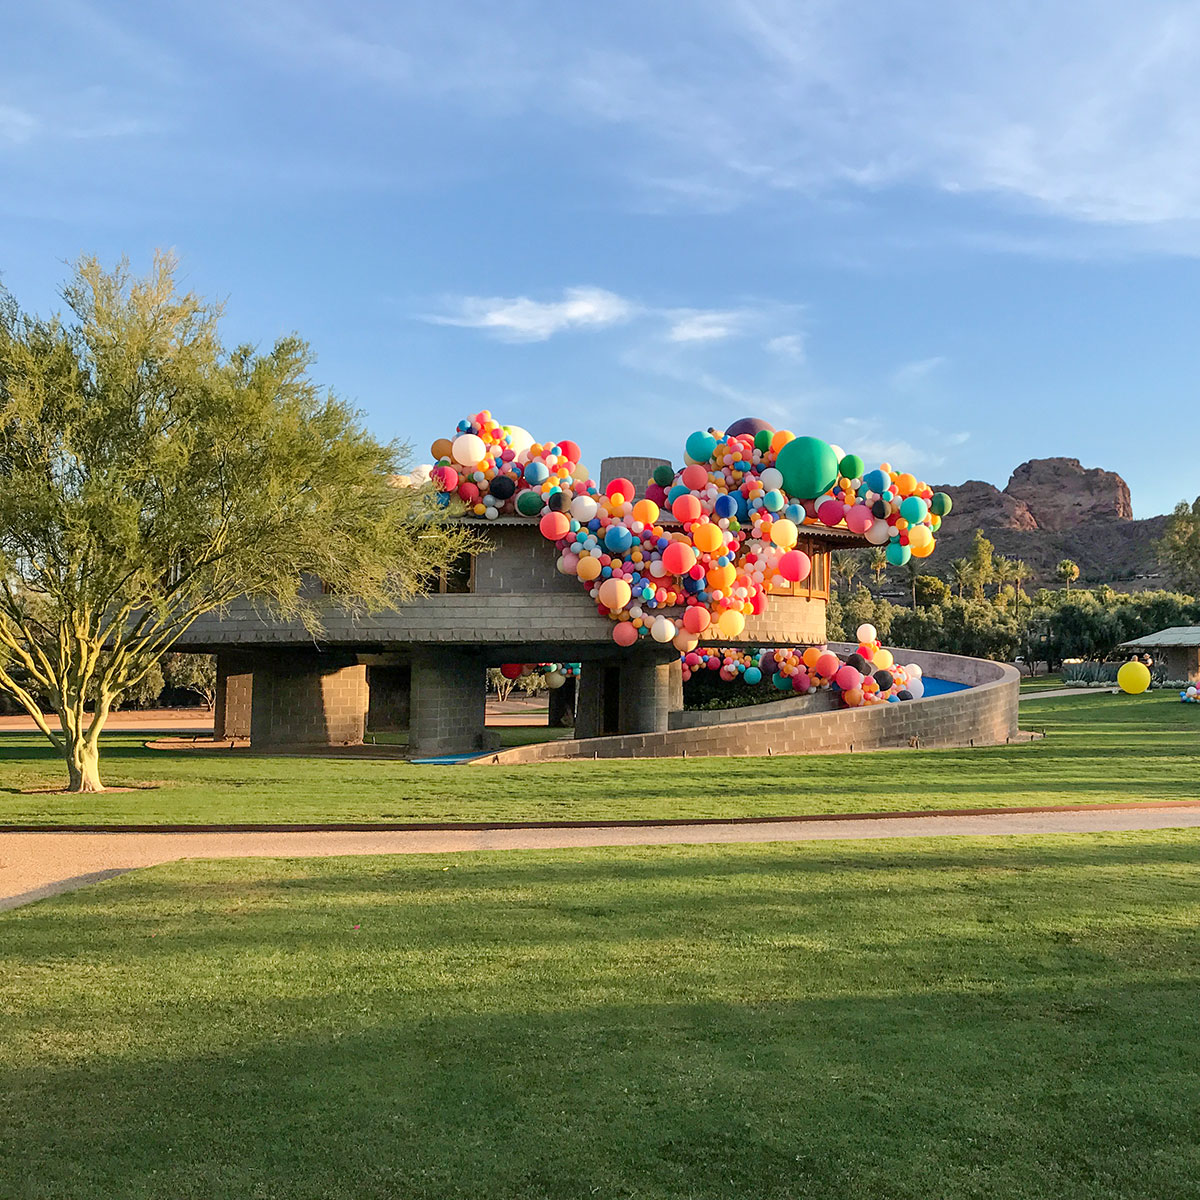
[4,805,1200,912]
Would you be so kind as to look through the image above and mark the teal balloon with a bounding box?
[886,542,911,566]
[776,436,839,500]
[899,496,928,524]
[743,666,762,685]
[930,491,953,517]
[763,489,785,512]
[686,430,717,463]
[838,453,864,480]
[772,671,792,691]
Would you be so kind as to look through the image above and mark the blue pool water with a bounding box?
[920,676,970,697]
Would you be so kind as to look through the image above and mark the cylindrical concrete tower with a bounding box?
[600,456,671,499]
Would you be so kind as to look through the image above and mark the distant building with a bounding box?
[1119,627,1200,684]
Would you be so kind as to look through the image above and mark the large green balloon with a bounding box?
[930,491,953,517]
[652,463,676,487]
[776,436,839,500]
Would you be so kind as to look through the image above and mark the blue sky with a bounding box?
[3,1,1199,517]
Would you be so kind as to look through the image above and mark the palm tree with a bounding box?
[948,558,974,598]
[868,547,888,588]
[903,558,921,607]
[994,558,1016,604]
[831,550,861,595]
[1010,559,1030,616]
[1057,559,1080,592]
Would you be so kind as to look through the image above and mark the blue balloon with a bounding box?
[863,468,890,494]
[714,494,738,519]
[604,525,633,554]
[743,666,762,685]
[524,461,550,486]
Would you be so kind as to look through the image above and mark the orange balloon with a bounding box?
[692,522,724,554]
[803,646,822,670]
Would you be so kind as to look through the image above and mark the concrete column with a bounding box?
[667,660,684,714]
[249,652,368,747]
[367,665,411,732]
[576,662,621,739]
[547,676,576,728]
[618,657,674,735]
[409,648,490,758]
[214,651,254,740]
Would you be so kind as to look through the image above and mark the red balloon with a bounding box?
[612,622,638,647]
[500,663,522,679]
[777,550,811,582]
[458,481,480,504]
[661,541,697,575]
[606,477,634,501]
[672,494,702,523]
[681,463,708,490]
[557,440,582,463]
[817,500,845,527]
[815,651,840,678]
[539,511,570,540]
[682,606,711,634]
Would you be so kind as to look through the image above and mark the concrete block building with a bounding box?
[177,457,863,757]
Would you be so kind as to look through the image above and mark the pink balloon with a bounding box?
[817,500,845,527]
[777,550,811,582]
[815,652,840,678]
[612,622,638,647]
[835,665,863,691]
[845,505,874,535]
[681,463,709,490]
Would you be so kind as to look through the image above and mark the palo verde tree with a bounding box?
[0,254,474,791]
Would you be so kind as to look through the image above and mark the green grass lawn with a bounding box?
[4,831,1200,1198]
[1,692,1196,826]
[1020,672,1065,693]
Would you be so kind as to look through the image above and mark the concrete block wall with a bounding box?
[214,651,254,740]
[472,525,580,596]
[250,653,368,747]
[670,687,836,730]
[409,648,491,757]
[474,649,1020,765]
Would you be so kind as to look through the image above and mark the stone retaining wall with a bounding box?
[474,648,1020,764]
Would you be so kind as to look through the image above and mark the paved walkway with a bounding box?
[4,805,1200,912]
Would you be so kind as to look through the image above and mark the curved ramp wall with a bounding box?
[474,648,1020,764]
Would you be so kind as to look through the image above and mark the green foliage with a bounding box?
[968,529,995,593]
[1157,497,1200,593]
[0,254,474,790]
[913,573,950,607]
[827,586,893,643]
[1057,558,1081,590]
[163,653,217,709]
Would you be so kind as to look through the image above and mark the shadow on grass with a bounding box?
[3,985,1198,1200]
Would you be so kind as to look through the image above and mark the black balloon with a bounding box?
[546,491,568,511]
[896,690,913,701]
[846,653,869,673]
[488,475,516,501]
[874,670,894,690]
[872,500,889,519]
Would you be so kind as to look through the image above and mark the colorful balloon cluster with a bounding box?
[430,411,592,520]
[1180,686,1198,703]
[498,662,580,690]
[430,413,952,647]
[682,626,928,709]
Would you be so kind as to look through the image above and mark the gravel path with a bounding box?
[4,805,1200,912]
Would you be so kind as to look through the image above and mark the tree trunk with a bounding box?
[63,734,104,792]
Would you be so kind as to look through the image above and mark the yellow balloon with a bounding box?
[1117,660,1151,695]
[717,609,746,638]
[577,556,602,582]
[770,518,798,548]
[873,648,894,671]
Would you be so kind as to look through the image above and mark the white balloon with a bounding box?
[856,623,877,644]
[865,519,891,545]
[570,495,599,522]
[907,664,923,679]
[545,672,566,689]
[651,616,676,643]
[452,433,486,467]
[907,678,925,699]
[760,467,784,491]
[829,444,845,463]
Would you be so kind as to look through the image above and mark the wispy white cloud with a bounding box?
[226,1,1200,232]
[423,288,805,347]
[890,356,948,392]
[0,105,38,145]
[665,309,746,342]
[423,287,634,342]
[766,333,806,362]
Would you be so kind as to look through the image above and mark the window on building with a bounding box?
[765,540,830,600]
[439,553,475,594]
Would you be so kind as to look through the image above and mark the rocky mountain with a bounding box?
[931,457,1162,587]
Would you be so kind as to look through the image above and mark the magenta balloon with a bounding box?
[725,416,776,437]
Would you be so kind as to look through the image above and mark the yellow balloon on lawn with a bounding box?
[1117,660,1151,695]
